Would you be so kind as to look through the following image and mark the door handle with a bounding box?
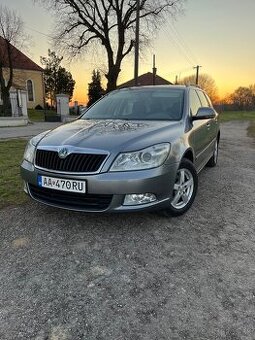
[206,122,211,128]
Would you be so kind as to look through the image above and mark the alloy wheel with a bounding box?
[171,168,194,210]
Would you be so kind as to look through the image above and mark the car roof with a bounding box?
[116,85,203,92]
[118,85,186,90]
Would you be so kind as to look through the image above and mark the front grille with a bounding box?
[35,150,107,173]
[29,184,113,211]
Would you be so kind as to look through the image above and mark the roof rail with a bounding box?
[185,83,202,89]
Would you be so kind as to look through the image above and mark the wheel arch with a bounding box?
[181,148,195,163]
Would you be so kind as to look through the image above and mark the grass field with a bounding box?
[27,108,77,122]
[219,111,255,137]
[28,109,57,122]
[0,139,28,209]
[219,111,255,122]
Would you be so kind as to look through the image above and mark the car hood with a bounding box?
[37,119,183,153]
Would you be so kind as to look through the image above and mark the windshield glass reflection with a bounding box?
[82,88,184,121]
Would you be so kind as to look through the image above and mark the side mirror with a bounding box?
[192,107,216,121]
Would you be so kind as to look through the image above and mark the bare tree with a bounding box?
[0,6,28,116]
[249,84,255,97]
[181,73,219,103]
[230,86,255,111]
[36,0,185,92]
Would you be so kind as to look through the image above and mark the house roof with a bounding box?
[0,36,43,72]
[118,72,173,88]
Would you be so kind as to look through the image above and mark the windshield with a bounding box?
[82,88,184,121]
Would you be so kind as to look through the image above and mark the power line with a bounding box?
[25,24,53,39]
[168,22,198,65]
[167,25,194,65]
[166,66,194,76]
[162,26,194,67]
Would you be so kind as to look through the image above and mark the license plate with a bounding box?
[38,175,86,193]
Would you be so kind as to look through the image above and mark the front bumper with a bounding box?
[20,160,179,212]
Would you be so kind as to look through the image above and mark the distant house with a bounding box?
[0,36,44,109]
[118,72,173,88]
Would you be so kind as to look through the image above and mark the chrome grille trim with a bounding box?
[35,148,109,174]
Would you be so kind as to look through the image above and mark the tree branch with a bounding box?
[36,0,185,92]
[122,40,134,58]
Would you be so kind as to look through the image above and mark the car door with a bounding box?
[188,89,210,170]
[197,90,218,155]
[204,92,219,142]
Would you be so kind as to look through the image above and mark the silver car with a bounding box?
[21,86,220,216]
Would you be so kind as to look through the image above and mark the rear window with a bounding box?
[82,88,185,121]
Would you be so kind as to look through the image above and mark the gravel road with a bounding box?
[0,121,255,340]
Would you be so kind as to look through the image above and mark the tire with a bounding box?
[163,159,198,217]
[206,138,219,167]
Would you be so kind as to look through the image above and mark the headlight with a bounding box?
[23,131,50,164]
[23,141,36,163]
[110,143,170,172]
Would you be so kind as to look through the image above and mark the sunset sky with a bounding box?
[2,0,255,104]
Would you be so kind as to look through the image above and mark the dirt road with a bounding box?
[0,121,254,339]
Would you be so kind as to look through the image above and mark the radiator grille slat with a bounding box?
[35,150,107,173]
[29,184,112,211]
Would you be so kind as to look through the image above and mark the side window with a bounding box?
[197,91,210,108]
[204,93,213,107]
[189,89,201,116]
[27,80,34,102]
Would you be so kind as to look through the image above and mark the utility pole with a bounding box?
[194,65,202,85]
[152,54,157,85]
[134,0,140,86]
[175,75,178,85]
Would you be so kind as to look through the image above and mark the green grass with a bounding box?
[219,111,255,122]
[27,109,57,122]
[0,139,28,209]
